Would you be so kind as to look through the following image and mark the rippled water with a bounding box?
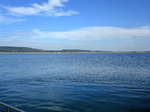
[0,53,150,112]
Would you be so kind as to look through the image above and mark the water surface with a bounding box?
[0,53,150,112]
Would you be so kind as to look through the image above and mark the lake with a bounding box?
[0,53,150,112]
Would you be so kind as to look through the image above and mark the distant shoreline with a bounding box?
[0,51,150,53]
[0,46,150,53]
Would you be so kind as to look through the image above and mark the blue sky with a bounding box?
[0,0,150,50]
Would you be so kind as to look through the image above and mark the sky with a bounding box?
[0,0,150,51]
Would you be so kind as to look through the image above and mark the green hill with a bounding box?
[0,46,42,52]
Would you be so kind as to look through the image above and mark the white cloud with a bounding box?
[0,15,25,24]
[31,26,150,40]
[5,0,78,16]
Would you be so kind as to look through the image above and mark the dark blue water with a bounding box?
[0,53,150,112]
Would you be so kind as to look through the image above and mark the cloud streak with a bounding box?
[0,15,25,24]
[5,0,78,16]
[31,26,150,40]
